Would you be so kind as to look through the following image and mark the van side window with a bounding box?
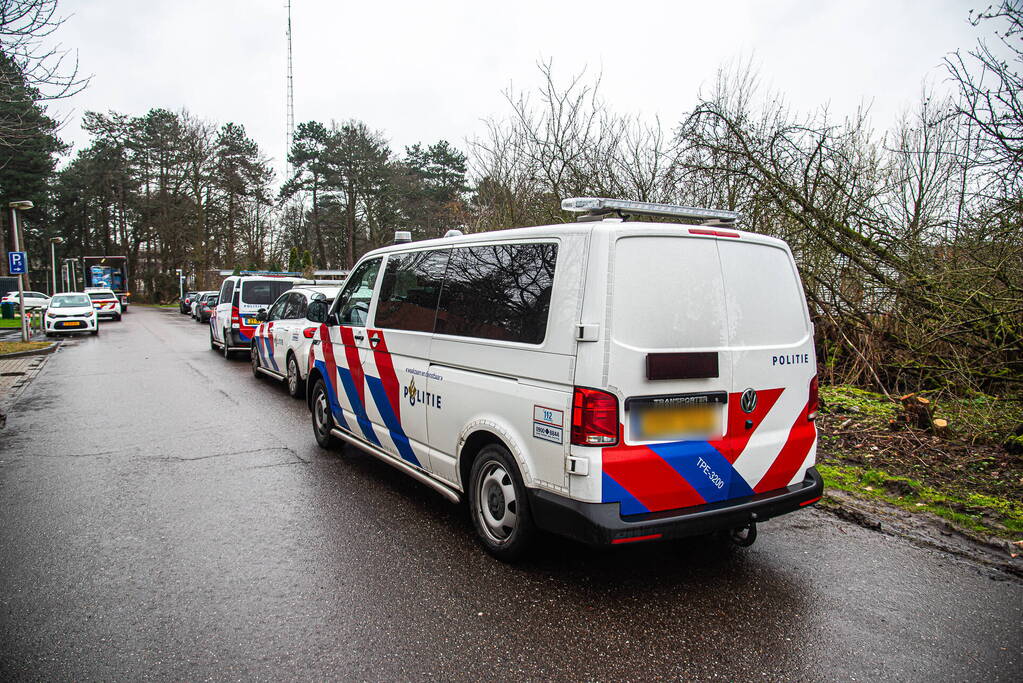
[375,250,449,333]
[286,293,307,319]
[436,243,557,344]
[221,279,235,303]
[335,258,382,327]
[267,295,289,321]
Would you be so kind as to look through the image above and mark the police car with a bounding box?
[44,292,99,336]
[250,285,342,398]
[85,288,122,320]
[303,198,823,560]
[210,273,308,358]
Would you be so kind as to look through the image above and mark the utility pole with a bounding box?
[286,0,295,181]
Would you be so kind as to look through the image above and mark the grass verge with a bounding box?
[818,463,1023,539]
[0,341,51,355]
[818,383,1022,541]
[0,318,22,328]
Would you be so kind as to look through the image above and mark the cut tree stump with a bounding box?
[932,418,948,436]
[900,394,934,429]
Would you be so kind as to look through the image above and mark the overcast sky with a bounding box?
[52,0,983,182]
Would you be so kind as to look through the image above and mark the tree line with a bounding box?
[1,0,1020,394]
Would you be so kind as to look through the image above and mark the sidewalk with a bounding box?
[0,352,53,427]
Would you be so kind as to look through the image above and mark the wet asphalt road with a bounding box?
[0,306,1020,681]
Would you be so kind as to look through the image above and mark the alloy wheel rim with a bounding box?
[476,461,517,543]
[288,359,298,392]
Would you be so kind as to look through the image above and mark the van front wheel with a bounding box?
[469,444,535,561]
[311,379,338,450]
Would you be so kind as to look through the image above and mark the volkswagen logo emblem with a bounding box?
[740,388,758,413]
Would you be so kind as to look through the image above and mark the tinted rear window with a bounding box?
[613,237,807,348]
[88,292,114,300]
[240,280,293,306]
[436,243,557,344]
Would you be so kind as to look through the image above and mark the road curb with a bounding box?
[0,340,61,359]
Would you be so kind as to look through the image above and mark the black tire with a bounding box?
[310,379,339,449]
[209,327,217,351]
[251,345,262,378]
[286,353,305,399]
[90,327,99,336]
[115,314,122,321]
[222,329,232,359]
[468,444,536,562]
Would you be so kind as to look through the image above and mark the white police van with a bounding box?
[210,273,307,358]
[304,198,822,560]
[251,285,342,397]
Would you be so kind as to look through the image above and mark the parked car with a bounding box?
[210,274,307,358]
[2,290,50,310]
[44,292,99,336]
[179,291,198,314]
[191,291,216,319]
[196,293,218,323]
[85,288,123,321]
[251,285,341,397]
[303,197,822,561]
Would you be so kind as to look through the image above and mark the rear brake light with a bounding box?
[571,387,619,446]
[303,327,317,338]
[689,228,740,238]
[807,375,819,421]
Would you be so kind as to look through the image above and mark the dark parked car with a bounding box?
[180,291,198,314]
[197,294,218,323]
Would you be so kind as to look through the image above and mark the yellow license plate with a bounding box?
[64,321,82,327]
[637,405,718,440]
[244,318,260,326]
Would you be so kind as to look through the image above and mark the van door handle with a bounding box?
[354,332,365,341]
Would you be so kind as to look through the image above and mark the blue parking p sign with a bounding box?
[8,251,27,275]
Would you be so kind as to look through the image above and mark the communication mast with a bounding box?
[286,0,295,180]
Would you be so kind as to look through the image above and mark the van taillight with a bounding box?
[303,327,317,338]
[808,375,819,421]
[571,387,619,446]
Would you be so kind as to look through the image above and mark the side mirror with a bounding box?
[306,300,329,324]
[256,308,267,322]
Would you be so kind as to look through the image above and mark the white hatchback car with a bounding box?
[85,288,123,320]
[2,290,50,310]
[44,293,99,336]
[251,285,342,397]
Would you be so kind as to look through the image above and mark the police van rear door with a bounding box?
[598,229,816,515]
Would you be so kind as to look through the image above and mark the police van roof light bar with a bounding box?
[561,197,740,226]
[238,270,303,277]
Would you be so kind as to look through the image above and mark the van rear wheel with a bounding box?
[286,354,304,399]
[469,444,535,562]
[311,379,338,449]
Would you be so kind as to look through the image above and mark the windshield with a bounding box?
[88,291,114,300]
[50,295,91,308]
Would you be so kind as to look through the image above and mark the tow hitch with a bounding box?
[729,516,758,547]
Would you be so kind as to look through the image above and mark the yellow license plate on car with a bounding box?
[244,318,260,325]
[64,321,82,327]
[636,404,719,440]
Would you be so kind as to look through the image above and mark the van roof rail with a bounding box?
[238,270,303,277]
[561,197,740,226]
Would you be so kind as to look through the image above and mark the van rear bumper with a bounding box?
[527,466,824,546]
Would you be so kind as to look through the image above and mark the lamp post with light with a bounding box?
[50,237,64,294]
[8,200,34,342]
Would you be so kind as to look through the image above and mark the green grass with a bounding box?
[0,340,51,355]
[820,385,897,419]
[819,463,1023,539]
[0,318,21,328]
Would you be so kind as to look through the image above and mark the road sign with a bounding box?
[8,251,27,275]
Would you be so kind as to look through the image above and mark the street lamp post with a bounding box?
[8,201,34,342]
[50,237,64,294]
[176,268,183,303]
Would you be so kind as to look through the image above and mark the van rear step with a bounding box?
[527,467,823,546]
